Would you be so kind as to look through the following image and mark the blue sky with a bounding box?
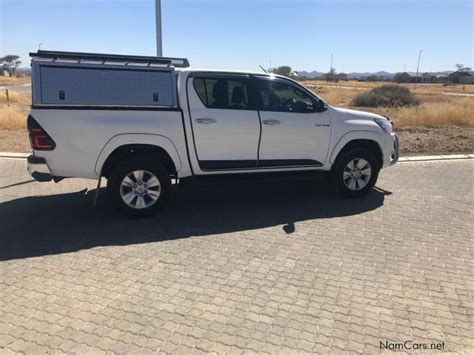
[1,0,472,73]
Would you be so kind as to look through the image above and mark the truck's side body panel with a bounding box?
[30,108,191,179]
[327,107,397,167]
[94,133,184,176]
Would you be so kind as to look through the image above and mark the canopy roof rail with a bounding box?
[29,50,190,68]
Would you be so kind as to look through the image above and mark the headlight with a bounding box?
[374,117,393,134]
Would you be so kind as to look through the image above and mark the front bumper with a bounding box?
[389,134,400,166]
[27,155,53,182]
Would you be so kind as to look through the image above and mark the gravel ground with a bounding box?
[397,126,474,156]
[0,127,473,156]
[0,130,29,153]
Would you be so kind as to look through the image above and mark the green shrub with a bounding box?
[351,85,419,107]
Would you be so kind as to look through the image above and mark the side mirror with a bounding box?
[315,100,327,113]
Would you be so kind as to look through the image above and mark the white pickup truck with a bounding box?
[27,50,399,215]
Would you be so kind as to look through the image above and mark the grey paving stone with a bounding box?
[0,159,473,353]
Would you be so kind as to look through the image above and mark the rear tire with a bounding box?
[107,158,171,216]
[332,148,379,197]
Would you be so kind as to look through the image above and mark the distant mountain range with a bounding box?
[295,71,325,79]
[348,71,395,79]
[296,70,455,79]
[296,70,395,79]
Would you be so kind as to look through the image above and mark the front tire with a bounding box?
[107,158,171,216]
[332,148,379,197]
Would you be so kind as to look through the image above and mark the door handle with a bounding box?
[262,119,281,126]
[195,118,217,124]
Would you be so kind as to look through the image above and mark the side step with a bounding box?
[178,170,327,187]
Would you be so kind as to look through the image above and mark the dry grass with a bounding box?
[0,90,30,130]
[303,81,474,128]
[0,76,32,131]
[377,97,474,128]
[0,81,473,131]
[302,80,474,94]
[0,76,31,86]
[306,85,356,106]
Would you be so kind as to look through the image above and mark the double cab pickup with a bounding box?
[27,50,399,215]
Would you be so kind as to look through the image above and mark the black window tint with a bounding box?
[193,77,249,110]
[193,78,208,106]
[257,79,318,113]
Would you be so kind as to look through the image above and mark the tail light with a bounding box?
[27,115,56,151]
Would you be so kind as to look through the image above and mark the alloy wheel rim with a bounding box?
[343,158,372,191]
[120,170,161,209]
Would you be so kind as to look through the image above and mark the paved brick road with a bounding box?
[0,158,472,354]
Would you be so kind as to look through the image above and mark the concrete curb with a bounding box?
[0,152,473,162]
[398,154,473,162]
[0,152,30,159]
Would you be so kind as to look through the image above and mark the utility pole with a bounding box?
[155,0,163,56]
[414,50,423,89]
[330,53,333,82]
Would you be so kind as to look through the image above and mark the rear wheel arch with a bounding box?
[101,144,177,179]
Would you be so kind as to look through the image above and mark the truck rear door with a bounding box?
[187,74,260,170]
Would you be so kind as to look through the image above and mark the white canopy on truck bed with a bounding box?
[30,50,190,108]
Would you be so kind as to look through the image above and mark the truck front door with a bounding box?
[254,76,331,167]
[187,74,260,170]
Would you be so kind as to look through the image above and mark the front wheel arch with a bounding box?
[332,139,383,171]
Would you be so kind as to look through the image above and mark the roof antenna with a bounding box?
[259,65,268,73]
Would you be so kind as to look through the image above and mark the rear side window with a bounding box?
[193,77,250,110]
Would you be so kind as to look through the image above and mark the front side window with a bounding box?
[256,79,319,113]
[193,77,249,110]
